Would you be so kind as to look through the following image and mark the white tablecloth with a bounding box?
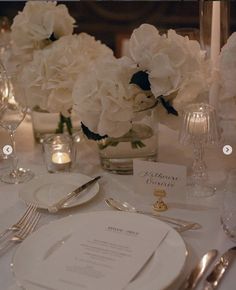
[0,117,235,290]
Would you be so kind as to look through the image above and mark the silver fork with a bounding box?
[0,211,41,254]
[0,204,37,240]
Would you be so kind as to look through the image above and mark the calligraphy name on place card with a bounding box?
[133,160,186,196]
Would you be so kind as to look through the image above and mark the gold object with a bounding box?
[153,189,168,212]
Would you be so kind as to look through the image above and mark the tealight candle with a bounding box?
[43,134,75,173]
[188,113,208,136]
[52,152,71,164]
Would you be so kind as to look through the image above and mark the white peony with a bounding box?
[16,33,113,115]
[128,24,208,107]
[73,56,153,138]
[219,32,236,100]
[11,1,75,60]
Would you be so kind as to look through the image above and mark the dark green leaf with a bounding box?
[130,71,151,91]
[81,122,107,141]
[159,96,178,116]
[49,33,57,42]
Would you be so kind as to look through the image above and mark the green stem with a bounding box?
[65,116,73,135]
[55,113,73,135]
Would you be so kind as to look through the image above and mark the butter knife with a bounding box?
[203,247,236,290]
[47,176,101,213]
[180,249,218,290]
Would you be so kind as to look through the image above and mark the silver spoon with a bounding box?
[105,197,201,230]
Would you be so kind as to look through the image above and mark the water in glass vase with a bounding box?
[97,123,158,174]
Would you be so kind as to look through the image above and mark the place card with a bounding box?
[27,213,169,290]
[133,160,186,196]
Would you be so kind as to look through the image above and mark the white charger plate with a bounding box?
[18,173,99,210]
[12,211,187,290]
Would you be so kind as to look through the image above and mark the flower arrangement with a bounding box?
[7,1,112,135]
[7,1,209,142]
[73,24,209,140]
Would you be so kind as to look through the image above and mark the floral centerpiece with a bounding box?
[73,24,209,173]
[7,1,112,140]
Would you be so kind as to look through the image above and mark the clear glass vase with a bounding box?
[97,112,158,175]
[199,0,230,57]
[31,107,81,143]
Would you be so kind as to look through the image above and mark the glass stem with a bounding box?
[191,142,208,186]
[9,130,18,176]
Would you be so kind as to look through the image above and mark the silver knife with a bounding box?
[180,249,218,290]
[203,247,236,290]
[47,176,101,213]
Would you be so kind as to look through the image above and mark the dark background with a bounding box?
[0,1,235,56]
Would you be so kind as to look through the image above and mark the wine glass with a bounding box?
[221,169,236,242]
[0,61,9,110]
[0,78,34,184]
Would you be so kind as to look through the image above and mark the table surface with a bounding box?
[0,116,235,290]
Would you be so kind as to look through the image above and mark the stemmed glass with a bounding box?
[179,103,221,197]
[0,67,34,184]
[221,169,236,242]
[0,61,9,110]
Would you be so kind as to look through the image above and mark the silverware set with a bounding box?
[0,204,41,255]
[105,197,201,233]
[180,247,236,290]
[0,177,100,255]
[0,178,234,289]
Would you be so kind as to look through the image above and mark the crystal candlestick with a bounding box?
[179,103,221,197]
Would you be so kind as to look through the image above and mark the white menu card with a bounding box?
[27,212,169,290]
[133,160,186,195]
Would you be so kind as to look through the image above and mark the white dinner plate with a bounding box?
[18,173,99,210]
[12,211,187,290]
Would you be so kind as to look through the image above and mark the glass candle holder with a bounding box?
[199,0,230,57]
[43,134,76,173]
[179,103,221,197]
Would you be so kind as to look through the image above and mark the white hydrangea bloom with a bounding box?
[129,24,209,108]
[73,56,153,138]
[11,1,75,61]
[17,34,112,115]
